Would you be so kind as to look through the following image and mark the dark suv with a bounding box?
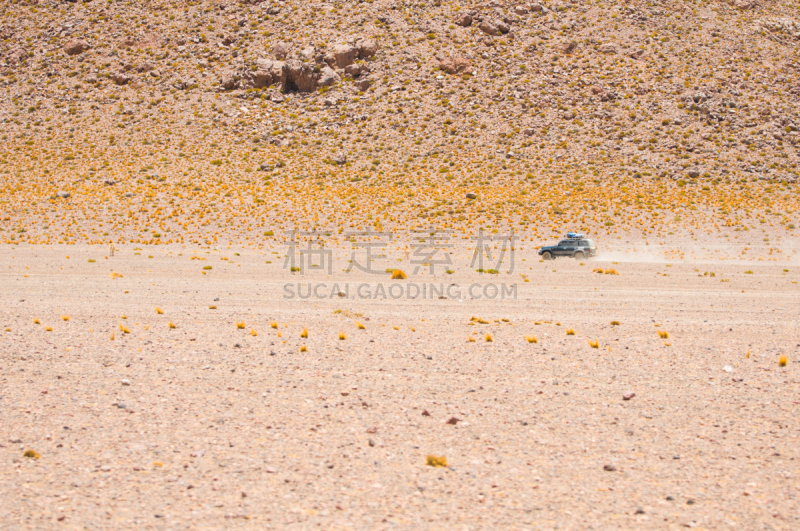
[538,238,597,260]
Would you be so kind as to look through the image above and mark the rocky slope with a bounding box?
[1,0,799,245]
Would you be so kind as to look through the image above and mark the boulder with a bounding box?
[332,43,358,68]
[299,46,316,60]
[7,49,28,65]
[273,41,292,59]
[283,59,320,92]
[466,192,477,200]
[332,152,347,165]
[729,0,756,9]
[598,43,619,54]
[64,39,90,56]
[344,63,362,77]
[219,71,237,91]
[111,72,131,85]
[514,5,529,15]
[439,57,472,75]
[357,39,378,58]
[354,77,372,91]
[478,21,499,36]
[56,191,71,199]
[250,58,285,88]
[318,66,340,87]
[455,14,473,27]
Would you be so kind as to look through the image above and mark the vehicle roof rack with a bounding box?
[566,232,585,239]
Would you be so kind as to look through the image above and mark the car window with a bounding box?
[578,240,588,246]
[558,241,569,247]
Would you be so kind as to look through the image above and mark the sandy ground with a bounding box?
[1,244,799,530]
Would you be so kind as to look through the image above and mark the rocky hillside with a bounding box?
[1,0,799,245]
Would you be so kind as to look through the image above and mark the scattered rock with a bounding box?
[558,41,578,54]
[56,191,70,199]
[729,0,757,9]
[603,464,617,471]
[446,416,461,425]
[332,153,347,165]
[598,43,619,54]
[466,192,477,199]
[622,391,635,401]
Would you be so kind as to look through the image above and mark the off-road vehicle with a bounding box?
[538,233,597,260]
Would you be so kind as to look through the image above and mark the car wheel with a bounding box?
[574,251,584,260]
[542,251,553,261]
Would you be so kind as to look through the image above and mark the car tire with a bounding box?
[542,251,553,261]
[574,251,584,260]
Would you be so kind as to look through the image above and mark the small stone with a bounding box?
[56,191,70,199]
[623,391,635,401]
[466,192,477,200]
[603,464,616,472]
[723,365,733,373]
[120,379,131,386]
[445,416,461,425]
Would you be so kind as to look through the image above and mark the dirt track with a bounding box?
[1,245,798,530]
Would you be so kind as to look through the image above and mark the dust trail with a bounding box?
[592,240,800,266]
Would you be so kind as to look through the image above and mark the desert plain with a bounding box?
[3,0,800,528]
[1,239,798,530]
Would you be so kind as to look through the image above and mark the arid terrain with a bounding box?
[2,0,800,528]
[1,243,798,529]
